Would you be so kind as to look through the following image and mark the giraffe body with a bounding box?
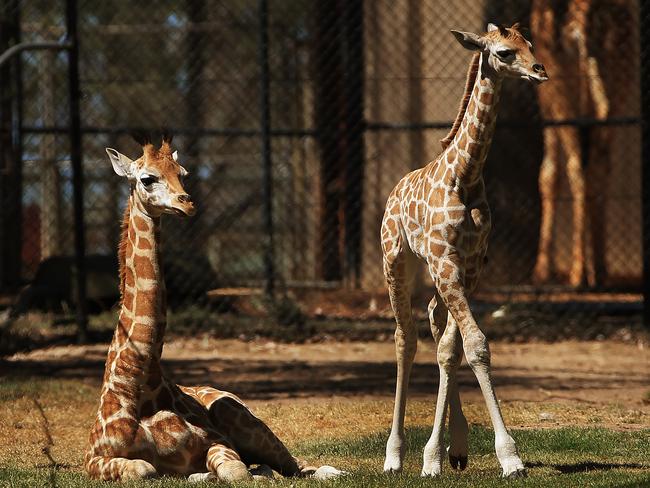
[531,0,636,286]
[381,24,548,478]
[85,135,336,482]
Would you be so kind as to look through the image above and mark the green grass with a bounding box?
[1,427,648,487]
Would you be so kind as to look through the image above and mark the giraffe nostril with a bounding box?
[177,194,191,203]
[533,63,545,73]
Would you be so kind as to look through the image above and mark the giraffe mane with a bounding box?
[117,200,131,302]
[440,53,480,150]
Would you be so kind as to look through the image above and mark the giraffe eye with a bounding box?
[496,49,514,59]
[140,175,158,187]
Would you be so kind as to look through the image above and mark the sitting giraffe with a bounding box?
[85,133,342,482]
[381,24,548,477]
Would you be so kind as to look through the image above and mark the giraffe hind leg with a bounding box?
[382,224,418,473]
[205,442,251,482]
[206,394,302,476]
[422,293,467,476]
[85,455,157,481]
[186,385,307,477]
[426,294,469,471]
[442,314,469,471]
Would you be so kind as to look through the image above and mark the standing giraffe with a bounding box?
[381,24,547,477]
[85,134,342,482]
[531,0,636,286]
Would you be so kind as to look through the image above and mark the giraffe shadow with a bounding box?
[526,460,647,473]
[1,353,647,401]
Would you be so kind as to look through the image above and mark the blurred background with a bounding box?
[0,0,646,346]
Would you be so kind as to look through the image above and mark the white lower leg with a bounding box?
[421,370,449,476]
[464,331,525,478]
[384,326,417,473]
[422,319,462,477]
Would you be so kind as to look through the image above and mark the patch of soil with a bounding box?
[0,337,647,471]
[3,337,648,415]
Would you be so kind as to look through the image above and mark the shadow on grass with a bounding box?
[553,461,647,473]
[2,351,649,402]
[298,425,650,461]
[526,460,647,473]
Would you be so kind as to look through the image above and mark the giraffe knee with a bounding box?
[121,459,157,480]
[428,297,447,343]
[437,342,462,372]
[216,460,251,482]
[437,331,462,372]
[463,331,490,369]
[394,326,417,359]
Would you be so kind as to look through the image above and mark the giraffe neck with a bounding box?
[107,195,166,393]
[447,52,502,184]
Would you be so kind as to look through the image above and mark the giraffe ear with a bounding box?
[451,30,486,51]
[172,150,178,161]
[487,23,509,36]
[106,148,134,179]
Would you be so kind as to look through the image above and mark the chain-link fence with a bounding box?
[0,0,647,338]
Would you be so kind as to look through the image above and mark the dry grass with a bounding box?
[1,334,648,487]
[0,376,647,473]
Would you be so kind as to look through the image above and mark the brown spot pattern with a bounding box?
[133,216,149,232]
[133,254,156,280]
[137,237,152,250]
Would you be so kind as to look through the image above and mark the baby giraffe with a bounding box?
[381,24,548,477]
[85,133,342,482]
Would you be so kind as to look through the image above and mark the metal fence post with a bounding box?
[0,0,23,292]
[341,0,365,288]
[642,1,650,328]
[65,0,88,342]
[258,0,275,298]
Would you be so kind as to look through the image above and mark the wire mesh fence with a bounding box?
[0,0,646,337]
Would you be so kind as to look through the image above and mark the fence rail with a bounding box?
[0,0,647,336]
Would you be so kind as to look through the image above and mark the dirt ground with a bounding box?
[3,336,648,417]
[0,336,648,471]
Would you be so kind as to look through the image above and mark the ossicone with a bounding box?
[161,129,173,145]
[131,130,152,147]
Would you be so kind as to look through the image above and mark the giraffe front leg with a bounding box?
[533,128,560,283]
[440,280,525,478]
[85,455,158,481]
[205,443,251,482]
[559,127,586,287]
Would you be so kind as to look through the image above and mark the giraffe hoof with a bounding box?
[298,465,318,477]
[312,465,347,480]
[250,464,274,479]
[188,472,217,482]
[503,467,527,478]
[449,454,468,471]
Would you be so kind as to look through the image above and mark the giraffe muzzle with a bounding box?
[528,63,549,83]
[172,194,196,216]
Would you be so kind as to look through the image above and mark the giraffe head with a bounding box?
[106,133,196,217]
[451,22,548,83]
